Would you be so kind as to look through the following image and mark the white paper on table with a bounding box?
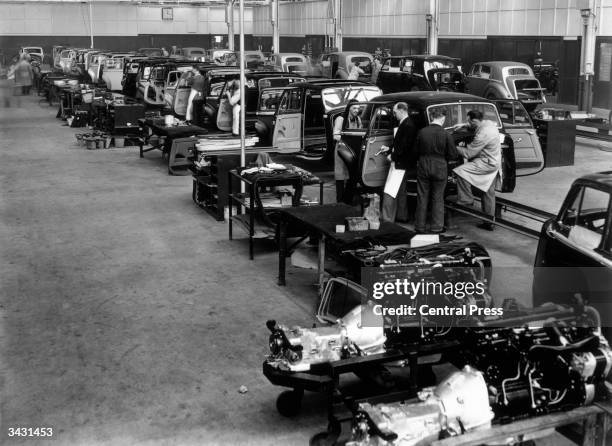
[383,162,406,198]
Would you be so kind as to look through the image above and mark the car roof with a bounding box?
[284,79,375,91]
[385,54,459,61]
[370,91,494,107]
[575,171,612,190]
[474,61,531,67]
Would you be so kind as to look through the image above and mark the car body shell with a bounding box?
[135,59,195,106]
[19,46,44,63]
[255,79,382,160]
[466,61,546,111]
[332,91,518,191]
[178,47,207,62]
[266,53,310,76]
[205,49,234,64]
[533,172,612,339]
[206,71,307,132]
[137,48,165,58]
[376,54,465,94]
[100,52,136,91]
[87,52,108,84]
[318,52,374,83]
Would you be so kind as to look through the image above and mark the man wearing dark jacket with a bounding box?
[414,109,458,233]
[380,102,417,222]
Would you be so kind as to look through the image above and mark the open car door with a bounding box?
[494,99,544,175]
[216,81,234,132]
[164,70,182,109]
[271,87,303,153]
[360,104,394,188]
[169,71,194,116]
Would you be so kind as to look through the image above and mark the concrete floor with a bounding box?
[1,87,611,445]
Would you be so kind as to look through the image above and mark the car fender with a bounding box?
[484,83,510,99]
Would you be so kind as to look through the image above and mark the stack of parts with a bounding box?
[196,136,259,153]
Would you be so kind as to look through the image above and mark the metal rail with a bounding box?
[444,197,555,240]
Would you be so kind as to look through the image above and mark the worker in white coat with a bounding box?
[453,109,502,231]
[226,79,241,136]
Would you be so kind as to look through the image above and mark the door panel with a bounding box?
[216,98,233,132]
[272,114,302,152]
[173,88,191,117]
[361,133,393,188]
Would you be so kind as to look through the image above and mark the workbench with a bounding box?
[138,119,208,174]
[276,203,414,295]
[228,167,323,260]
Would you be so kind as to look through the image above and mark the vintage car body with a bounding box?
[87,52,108,84]
[52,45,66,70]
[211,71,306,132]
[206,49,234,64]
[59,48,81,75]
[376,54,465,94]
[19,46,44,63]
[177,47,207,62]
[235,50,266,70]
[333,92,518,192]
[162,63,218,117]
[318,51,374,82]
[137,48,165,58]
[466,61,546,111]
[100,52,135,91]
[120,55,151,97]
[493,99,544,175]
[136,59,195,107]
[533,172,612,340]
[255,79,382,160]
[266,53,309,76]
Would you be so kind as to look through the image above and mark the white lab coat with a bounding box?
[228,89,241,135]
[453,120,502,192]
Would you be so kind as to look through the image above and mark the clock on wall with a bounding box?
[162,7,173,20]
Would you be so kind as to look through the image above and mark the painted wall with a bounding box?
[253,0,612,38]
[0,2,252,36]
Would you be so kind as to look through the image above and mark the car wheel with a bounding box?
[485,93,498,100]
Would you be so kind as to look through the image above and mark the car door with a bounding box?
[171,71,193,117]
[533,184,612,316]
[303,89,326,155]
[216,81,234,132]
[256,87,290,145]
[360,104,394,188]
[164,70,183,108]
[272,87,303,153]
[494,100,544,175]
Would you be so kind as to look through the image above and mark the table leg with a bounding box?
[278,220,287,286]
[318,234,326,296]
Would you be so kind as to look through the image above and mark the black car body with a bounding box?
[134,59,196,106]
[333,91,516,192]
[205,71,306,132]
[255,79,382,160]
[376,55,465,94]
[533,172,612,337]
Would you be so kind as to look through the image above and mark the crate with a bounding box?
[345,217,369,231]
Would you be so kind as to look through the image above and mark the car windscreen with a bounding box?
[424,60,457,71]
[285,57,304,63]
[426,102,502,129]
[321,86,381,112]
